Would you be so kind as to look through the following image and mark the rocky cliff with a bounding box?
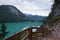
[35,0,60,40]
[44,0,60,26]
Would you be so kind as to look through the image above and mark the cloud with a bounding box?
[18,0,53,16]
[0,0,53,16]
[0,0,16,5]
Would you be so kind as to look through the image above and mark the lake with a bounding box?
[0,22,43,39]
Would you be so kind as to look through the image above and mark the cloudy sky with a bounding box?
[0,0,54,16]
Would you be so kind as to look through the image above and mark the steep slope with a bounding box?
[0,5,27,22]
[44,0,60,26]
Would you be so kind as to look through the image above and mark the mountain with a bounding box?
[25,14,47,22]
[0,5,27,22]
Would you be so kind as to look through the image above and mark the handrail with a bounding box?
[18,31,28,40]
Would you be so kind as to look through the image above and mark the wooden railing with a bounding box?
[18,31,28,40]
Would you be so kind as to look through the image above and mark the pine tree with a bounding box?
[0,21,8,40]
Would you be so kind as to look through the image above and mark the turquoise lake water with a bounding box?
[0,22,43,39]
